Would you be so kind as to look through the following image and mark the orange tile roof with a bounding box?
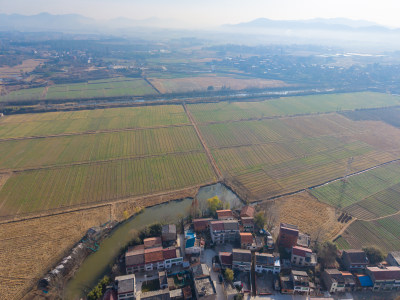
[145,247,164,263]
[240,232,254,244]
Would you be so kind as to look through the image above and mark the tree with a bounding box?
[317,241,338,268]
[254,211,265,229]
[149,223,162,237]
[363,246,384,265]
[207,196,222,216]
[224,268,234,282]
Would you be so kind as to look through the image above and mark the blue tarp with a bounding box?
[358,275,373,287]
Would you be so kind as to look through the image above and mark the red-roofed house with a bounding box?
[219,252,233,269]
[240,206,255,218]
[145,247,164,271]
[240,233,254,250]
[366,266,400,291]
[144,237,162,249]
[216,210,234,220]
[193,218,212,232]
[163,247,183,268]
[209,220,239,244]
[291,246,317,267]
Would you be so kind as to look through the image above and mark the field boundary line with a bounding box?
[142,76,162,94]
[356,208,400,222]
[183,103,223,180]
[0,123,192,142]
[331,218,357,241]
[0,149,205,174]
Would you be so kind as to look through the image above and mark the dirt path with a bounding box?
[183,103,223,180]
[331,218,357,241]
[357,209,400,222]
[41,86,49,100]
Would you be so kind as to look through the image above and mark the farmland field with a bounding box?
[310,162,400,218]
[0,77,157,102]
[0,126,201,170]
[341,107,400,128]
[336,213,400,251]
[148,75,287,94]
[188,92,400,123]
[0,152,216,217]
[0,105,189,139]
[199,113,400,200]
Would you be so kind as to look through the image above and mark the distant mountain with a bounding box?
[0,13,183,33]
[225,18,394,32]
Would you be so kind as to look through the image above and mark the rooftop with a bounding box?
[192,263,210,278]
[292,246,313,257]
[241,217,254,224]
[367,266,400,281]
[141,288,170,300]
[343,249,368,264]
[162,224,176,234]
[169,289,183,299]
[220,252,233,265]
[240,232,254,244]
[144,237,162,249]
[240,206,255,218]
[115,274,135,294]
[255,253,275,265]
[233,249,252,263]
[216,210,233,219]
[194,277,216,297]
[357,274,373,287]
[163,247,178,260]
[388,251,400,265]
[145,247,164,263]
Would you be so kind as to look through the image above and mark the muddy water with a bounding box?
[65,183,243,299]
[65,198,193,299]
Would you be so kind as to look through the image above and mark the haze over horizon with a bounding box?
[1,0,400,29]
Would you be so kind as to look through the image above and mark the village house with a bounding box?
[241,217,254,232]
[366,266,400,291]
[232,249,252,271]
[193,218,212,232]
[162,224,177,243]
[194,276,217,300]
[240,232,254,250]
[141,289,171,300]
[209,220,239,244]
[280,275,294,294]
[254,252,280,274]
[240,205,255,218]
[125,245,182,274]
[216,209,234,220]
[184,230,204,255]
[169,289,183,300]
[387,251,400,267]
[291,270,311,295]
[355,274,373,291]
[277,223,299,248]
[321,269,346,293]
[341,271,356,292]
[219,252,233,269]
[191,263,210,279]
[291,246,317,268]
[115,274,136,300]
[341,249,369,271]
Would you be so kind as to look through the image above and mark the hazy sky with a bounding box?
[2,0,400,28]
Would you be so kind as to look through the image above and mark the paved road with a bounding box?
[201,248,226,300]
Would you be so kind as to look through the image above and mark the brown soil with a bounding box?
[257,191,346,242]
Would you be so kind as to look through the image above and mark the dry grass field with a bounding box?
[0,206,111,299]
[0,59,45,78]
[258,191,346,241]
[148,75,287,94]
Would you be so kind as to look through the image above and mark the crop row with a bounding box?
[0,105,189,139]
[188,92,400,123]
[0,125,201,170]
[0,152,216,216]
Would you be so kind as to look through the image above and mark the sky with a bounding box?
[1,0,400,28]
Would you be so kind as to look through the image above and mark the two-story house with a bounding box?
[366,266,400,291]
[341,249,369,271]
[321,269,345,293]
[254,253,280,274]
[291,246,317,268]
[209,220,239,244]
[232,249,252,271]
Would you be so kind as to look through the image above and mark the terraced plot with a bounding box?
[0,152,216,217]
[188,92,400,123]
[0,105,189,139]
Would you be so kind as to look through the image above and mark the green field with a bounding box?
[0,126,201,170]
[341,107,400,128]
[0,105,189,139]
[310,162,400,213]
[188,92,400,123]
[0,77,157,102]
[337,214,400,251]
[0,152,216,216]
